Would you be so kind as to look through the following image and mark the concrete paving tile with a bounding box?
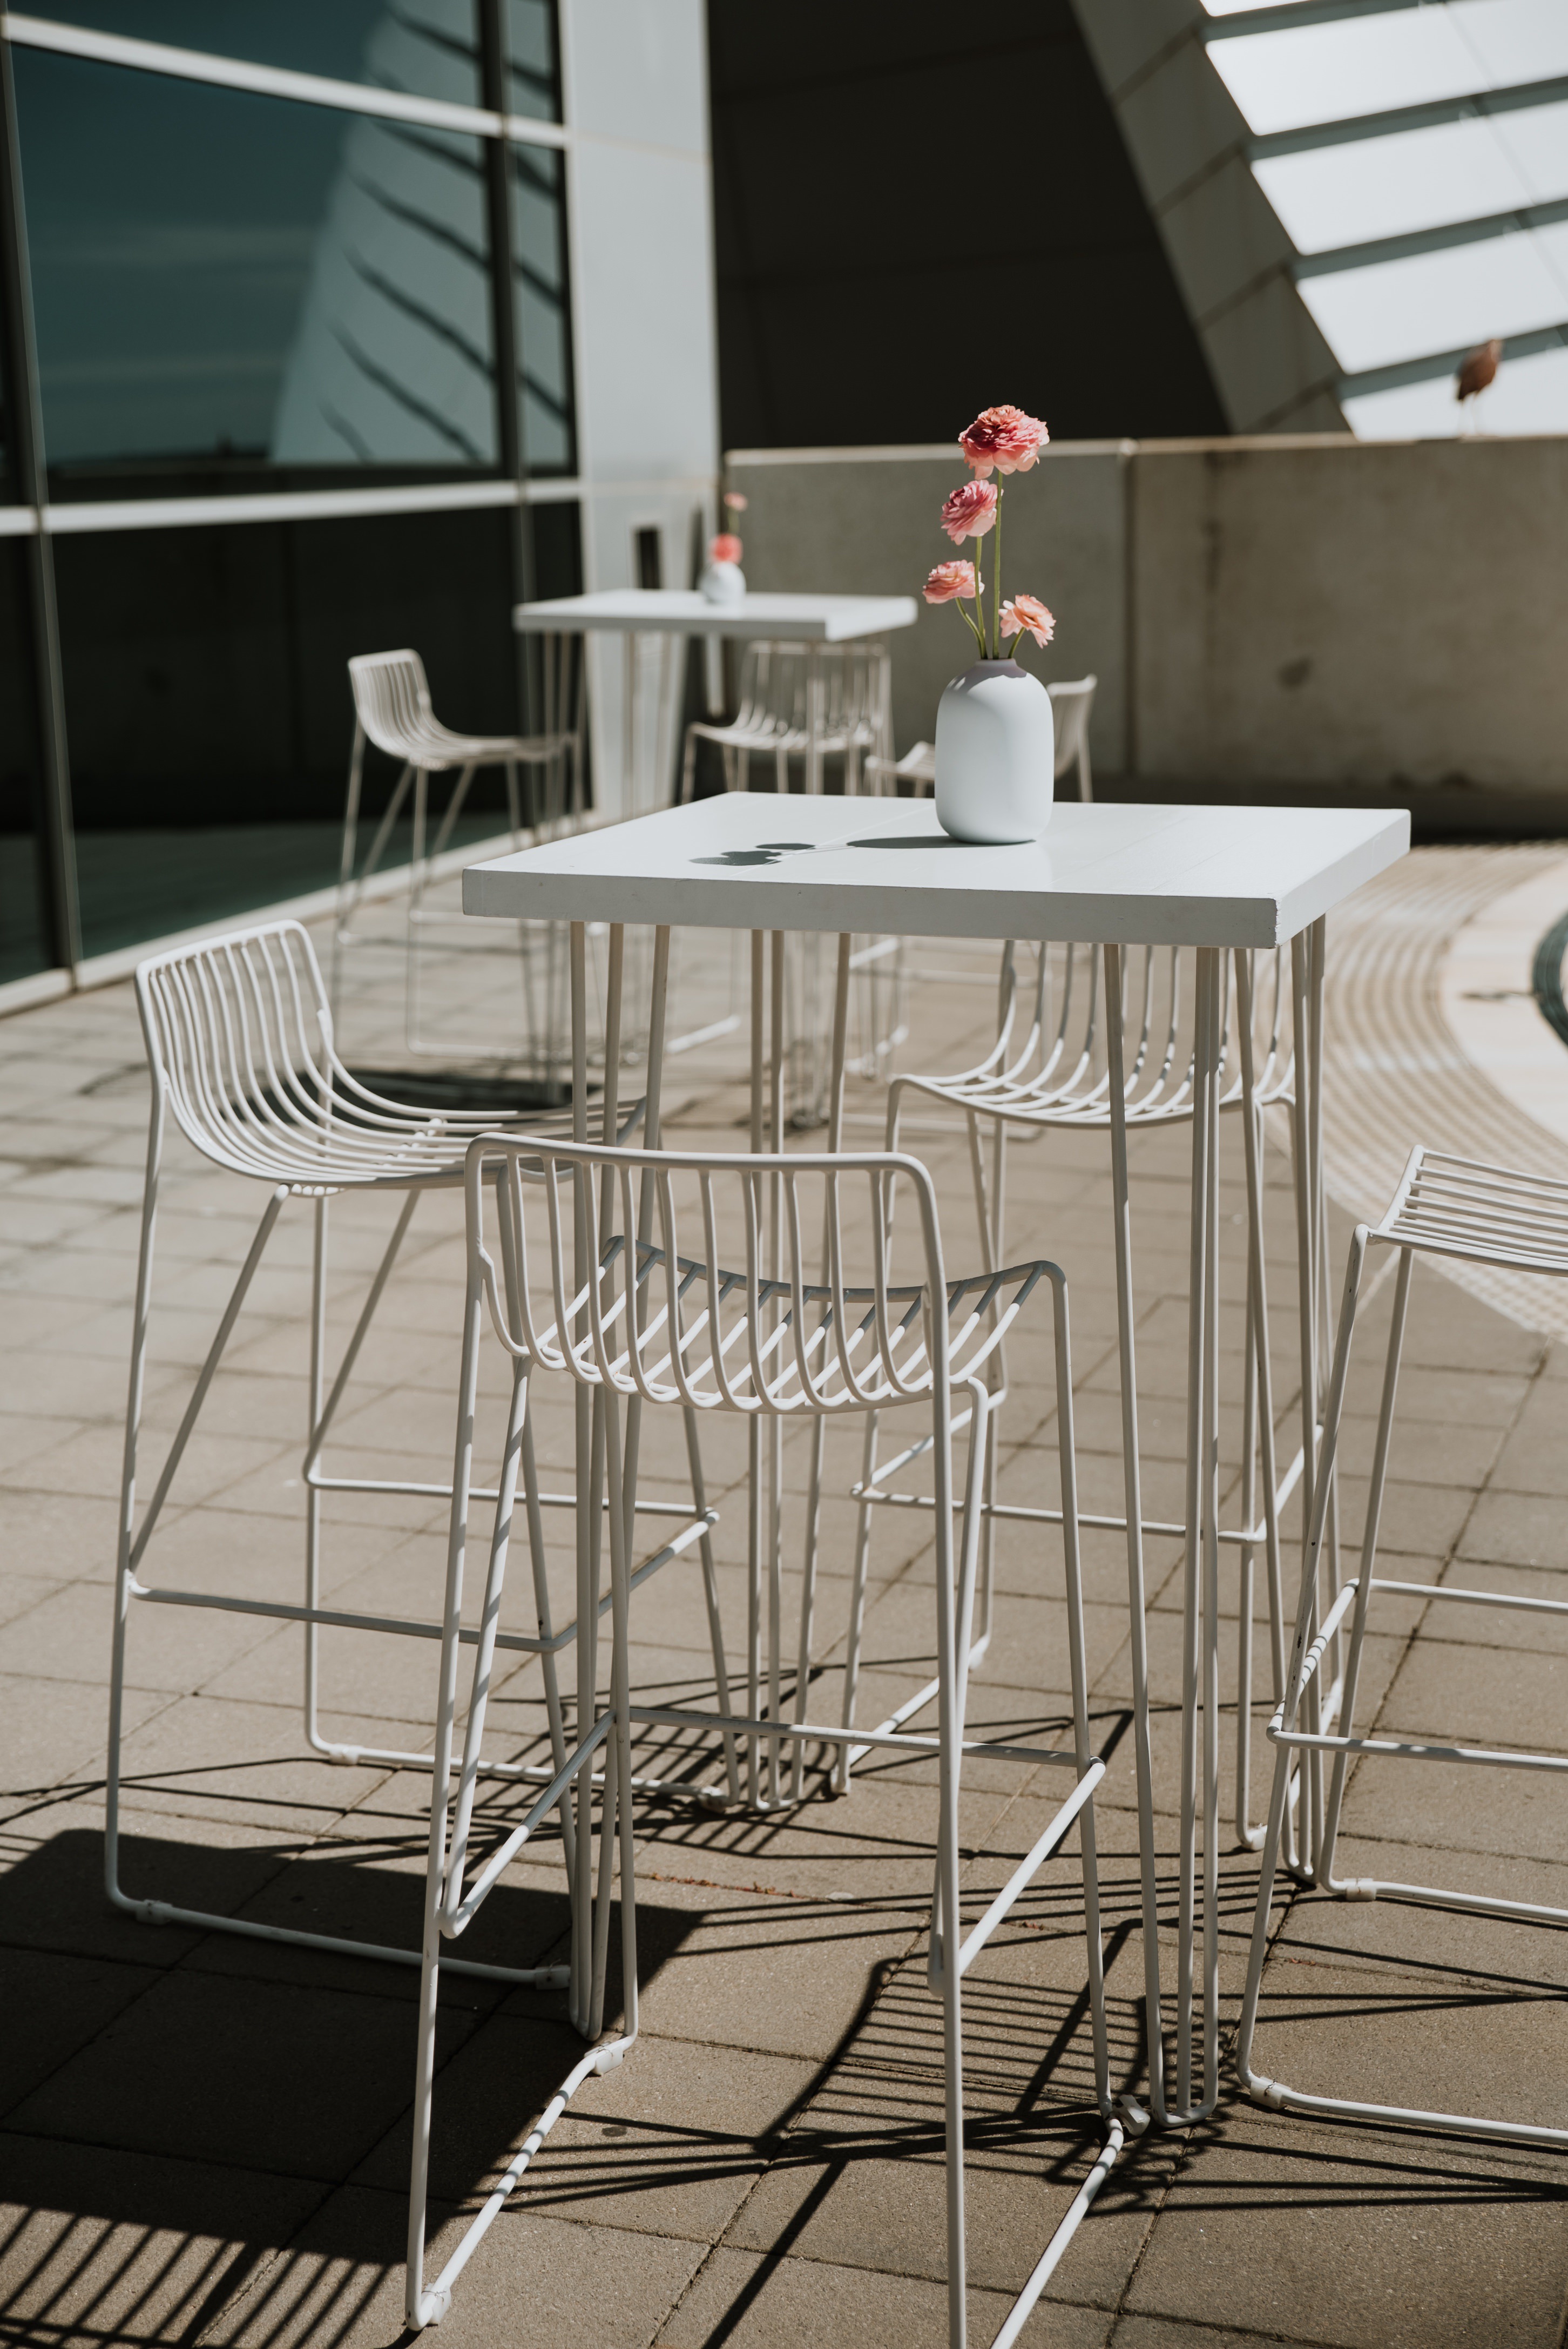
[1336,1739,1567,1867]
[0,1819,296,1966]
[361,2019,815,2249]
[1328,1472,1477,1561]
[0,1670,166,1803]
[110,1694,393,1836]
[1268,1835,1568,1988]
[8,1962,471,2179]
[1124,2103,1568,2349]
[0,1571,68,1629]
[1486,1383,1568,1498]
[0,1346,158,1421]
[1398,1280,1546,1377]
[1375,1637,1563,1750]
[1,1421,287,1508]
[1341,1363,1532,1432]
[0,1946,163,2118]
[0,1577,276,1695]
[0,2132,327,2349]
[210,2183,707,2349]
[657,2243,1114,2347]
[1111,2324,1356,2349]
[0,1412,87,1475]
[1458,1488,1568,1571]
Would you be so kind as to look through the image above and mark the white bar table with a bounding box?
[464,791,1409,2130]
[512,589,918,816]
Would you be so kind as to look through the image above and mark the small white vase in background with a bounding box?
[934,659,1055,843]
[699,560,746,605]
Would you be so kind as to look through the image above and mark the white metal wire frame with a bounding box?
[1235,1145,1568,2150]
[407,1131,1120,2344]
[853,941,1306,1841]
[334,644,585,1069]
[678,637,891,802]
[106,917,737,1982]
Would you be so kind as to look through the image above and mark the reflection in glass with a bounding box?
[506,0,562,123]
[52,502,537,957]
[33,1,481,108]
[17,48,498,479]
[0,544,50,983]
[512,139,575,473]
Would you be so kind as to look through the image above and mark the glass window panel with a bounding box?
[0,544,52,983]
[16,49,499,483]
[1342,336,1568,437]
[1255,113,1541,253]
[1300,224,1568,374]
[35,1,481,108]
[51,499,556,959]
[506,0,562,123]
[511,142,575,473]
[1207,0,1568,137]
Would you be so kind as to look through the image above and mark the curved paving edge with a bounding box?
[1321,841,1568,1340]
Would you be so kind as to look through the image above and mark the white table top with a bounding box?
[465,794,1410,950]
[511,589,918,642]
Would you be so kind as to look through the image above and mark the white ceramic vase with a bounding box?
[699,559,746,605]
[934,659,1055,845]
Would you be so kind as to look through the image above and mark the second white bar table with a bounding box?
[513,588,918,818]
[464,791,1410,2131]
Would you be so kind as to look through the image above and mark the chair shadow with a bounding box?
[0,1825,695,2347]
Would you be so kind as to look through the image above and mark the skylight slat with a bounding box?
[1298,221,1568,372]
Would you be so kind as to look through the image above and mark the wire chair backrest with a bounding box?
[1046,676,1095,782]
[728,640,887,748]
[348,649,433,762]
[940,937,1293,1125]
[134,919,473,1189]
[467,1135,1028,1418]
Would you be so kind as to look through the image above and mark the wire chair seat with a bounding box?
[350,646,572,771]
[897,939,1294,1135]
[680,639,888,800]
[1376,1146,1568,1274]
[141,921,638,1194]
[477,1180,1046,1418]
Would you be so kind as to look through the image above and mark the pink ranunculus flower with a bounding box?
[922,560,981,604]
[709,533,743,564]
[959,405,1050,477]
[940,478,997,544]
[999,592,1055,647]
[723,490,748,511]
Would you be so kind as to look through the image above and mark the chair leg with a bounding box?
[929,1376,969,2349]
[332,721,366,1013]
[504,758,523,847]
[1319,1245,1412,1892]
[406,1252,487,2332]
[106,1082,167,1918]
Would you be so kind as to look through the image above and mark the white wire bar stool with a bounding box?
[679,637,901,1129]
[862,935,1329,2132]
[407,1120,1119,2343]
[861,941,1297,1806]
[867,674,1098,805]
[678,636,891,802]
[107,916,737,1983]
[1235,1145,1568,2151]
[333,644,585,1072]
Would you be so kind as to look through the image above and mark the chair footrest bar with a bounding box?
[1242,2074,1568,2150]
[413,2034,632,2328]
[952,1763,1105,1980]
[306,1473,701,1518]
[1271,1724,1568,1772]
[989,2118,1125,2349]
[1332,1877,1568,1925]
[1375,1578,1568,1618]
[119,1896,569,1985]
[856,1489,1284,1548]
[443,1714,615,1936]
[626,1702,1077,1767]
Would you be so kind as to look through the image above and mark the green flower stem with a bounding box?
[992,479,1003,659]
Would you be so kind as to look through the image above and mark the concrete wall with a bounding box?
[726,435,1568,796]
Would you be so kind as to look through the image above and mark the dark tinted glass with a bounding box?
[16,49,498,484]
[39,2,481,108]
[0,544,50,982]
[506,0,561,122]
[512,141,575,474]
[53,500,580,959]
